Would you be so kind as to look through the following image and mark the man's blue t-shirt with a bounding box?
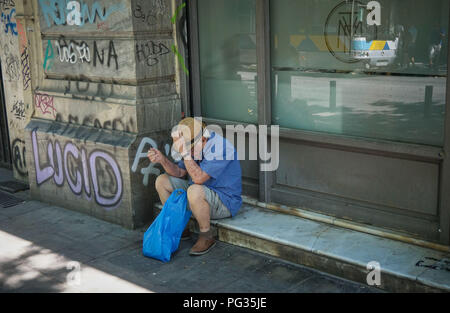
[177,132,243,217]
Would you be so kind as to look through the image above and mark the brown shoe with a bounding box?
[189,230,216,256]
[181,227,191,241]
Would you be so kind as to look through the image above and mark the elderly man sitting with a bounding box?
[147,117,242,256]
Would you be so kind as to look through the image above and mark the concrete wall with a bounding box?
[0,0,184,229]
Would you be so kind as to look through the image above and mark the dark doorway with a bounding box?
[0,59,12,169]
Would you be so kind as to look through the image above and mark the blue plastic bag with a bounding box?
[143,189,192,263]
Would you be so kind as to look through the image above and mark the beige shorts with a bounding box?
[168,175,231,220]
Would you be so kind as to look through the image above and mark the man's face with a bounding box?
[171,132,185,154]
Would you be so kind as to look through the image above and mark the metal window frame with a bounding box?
[438,3,450,244]
[188,0,450,245]
[188,0,201,117]
[176,0,192,118]
[256,0,273,203]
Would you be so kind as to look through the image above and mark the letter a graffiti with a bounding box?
[131,138,160,187]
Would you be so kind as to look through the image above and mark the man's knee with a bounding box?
[187,184,206,204]
[155,174,171,192]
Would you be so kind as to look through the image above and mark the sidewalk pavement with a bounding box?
[0,169,379,293]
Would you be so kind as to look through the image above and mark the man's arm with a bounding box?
[161,156,187,178]
[148,148,187,178]
[183,158,210,185]
[170,131,210,184]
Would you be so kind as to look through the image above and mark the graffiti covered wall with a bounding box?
[20,0,182,229]
[0,0,33,181]
[26,119,135,225]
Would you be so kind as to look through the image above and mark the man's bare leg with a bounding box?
[155,174,174,205]
[187,184,210,232]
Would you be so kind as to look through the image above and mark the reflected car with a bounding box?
[351,36,398,69]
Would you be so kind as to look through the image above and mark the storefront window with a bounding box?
[198,0,257,124]
[271,0,448,146]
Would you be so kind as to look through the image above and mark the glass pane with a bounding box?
[271,0,448,146]
[198,0,257,124]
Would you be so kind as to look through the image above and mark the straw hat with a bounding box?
[173,117,206,150]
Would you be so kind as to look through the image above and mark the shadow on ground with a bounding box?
[0,169,380,293]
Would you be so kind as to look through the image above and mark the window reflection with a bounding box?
[198,0,257,123]
[271,0,448,146]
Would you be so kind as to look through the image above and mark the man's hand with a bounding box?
[172,131,190,159]
[147,148,165,164]
[147,145,187,178]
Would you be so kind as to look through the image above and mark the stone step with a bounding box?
[154,201,450,293]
